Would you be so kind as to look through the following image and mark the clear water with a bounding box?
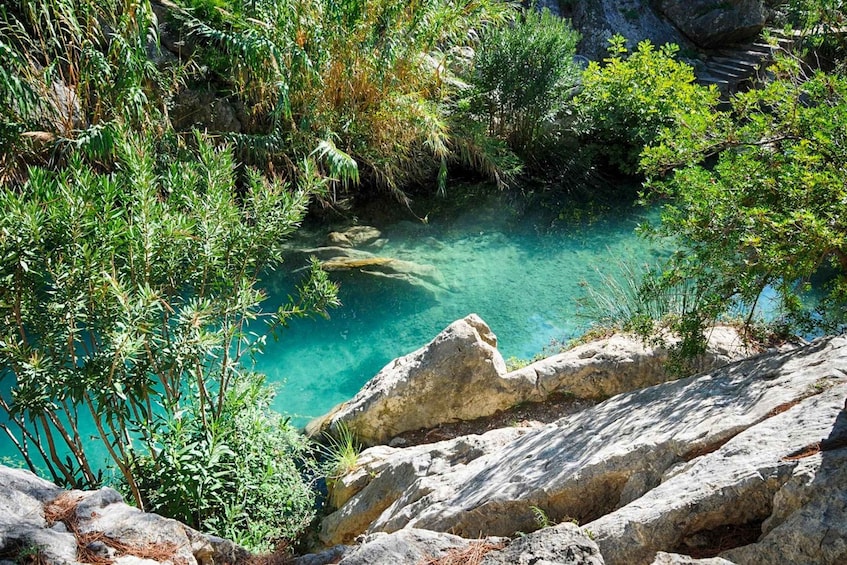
[257,193,665,426]
[0,191,665,468]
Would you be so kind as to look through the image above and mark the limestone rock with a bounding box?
[300,525,601,565]
[0,466,247,565]
[309,314,510,446]
[307,529,504,565]
[296,246,448,296]
[719,436,847,564]
[319,336,847,555]
[507,325,750,402]
[651,553,736,564]
[481,523,604,564]
[572,0,692,60]
[326,226,382,248]
[309,319,750,449]
[321,428,527,544]
[656,0,765,48]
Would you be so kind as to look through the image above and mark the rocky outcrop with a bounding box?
[656,0,766,48]
[0,466,247,565]
[570,0,770,74]
[308,316,750,446]
[572,0,693,60]
[505,325,749,400]
[296,524,603,565]
[318,334,847,565]
[307,314,508,445]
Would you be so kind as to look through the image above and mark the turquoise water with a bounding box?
[257,194,664,426]
[0,192,664,468]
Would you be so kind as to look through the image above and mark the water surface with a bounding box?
[258,193,664,425]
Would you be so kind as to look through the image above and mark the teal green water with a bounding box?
[257,195,664,426]
[0,193,663,467]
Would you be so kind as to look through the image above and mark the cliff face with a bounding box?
[567,0,767,59]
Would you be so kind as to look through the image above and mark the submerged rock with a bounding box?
[296,245,448,296]
[326,226,382,248]
[318,335,847,565]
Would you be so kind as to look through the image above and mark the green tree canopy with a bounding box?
[641,59,847,337]
[574,37,720,176]
[0,133,338,546]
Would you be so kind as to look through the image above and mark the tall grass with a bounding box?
[170,0,516,200]
[581,259,708,337]
[0,0,178,180]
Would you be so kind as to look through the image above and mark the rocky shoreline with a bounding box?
[3,317,846,564]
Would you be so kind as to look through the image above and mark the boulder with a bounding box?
[656,0,766,48]
[309,318,750,447]
[321,428,528,543]
[481,523,605,564]
[506,325,750,401]
[296,246,448,296]
[589,376,847,564]
[308,314,509,446]
[572,0,693,60]
[318,335,847,560]
[297,524,601,565]
[0,466,247,565]
[719,430,847,564]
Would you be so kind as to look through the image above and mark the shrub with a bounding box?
[0,0,177,181]
[0,131,338,511]
[572,36,719,175]
[466,8,581,160]
[641,60,847,340]
[133,373,319,553]
[171,0,513,199]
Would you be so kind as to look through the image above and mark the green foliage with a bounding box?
[530,505,552,529]
[573,36,719,175]
[774,0,847,65]
[0,130,338,547]
[641,59,847,345]
[171,0,514,199]
[581,260,708,339]
[466,8,581,160]
[0,0,178,181]
[322,422,362,481]
[133,373,318,553]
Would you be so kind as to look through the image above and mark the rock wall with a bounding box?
[571,0,767,60]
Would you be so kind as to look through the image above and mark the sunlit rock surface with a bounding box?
[319,335,847,565]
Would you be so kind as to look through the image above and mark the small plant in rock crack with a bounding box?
[531,505,553,529]
[322,422,362,481]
